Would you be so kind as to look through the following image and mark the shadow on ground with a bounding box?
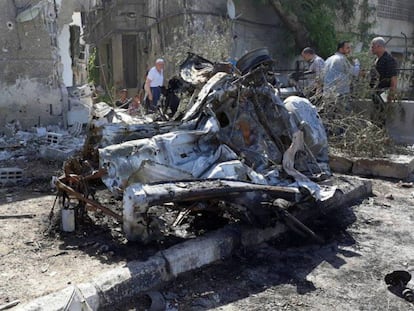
[113,204,358,311]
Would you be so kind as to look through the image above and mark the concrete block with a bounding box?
[387,100,414,144]
[329,154,353,174]
[46,132,63,144]
[92,255,168,307]
[352,155,414,180]
[77,282,100,310]
[240,224,288,247]
[160,229,239,277]
[16,286,74,311]
[0,167,23,185]
[39,145,77,162]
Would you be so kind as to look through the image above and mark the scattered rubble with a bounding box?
[2,49,414,310]
[0,126,84,186]
[2,49,413,247]
[53,49,338,244]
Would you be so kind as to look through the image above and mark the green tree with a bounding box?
[267,0,356,58]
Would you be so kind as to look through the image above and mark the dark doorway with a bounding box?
[122,35,138,88]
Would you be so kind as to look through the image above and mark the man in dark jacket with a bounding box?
[369,37,398,124]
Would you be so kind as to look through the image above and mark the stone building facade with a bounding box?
[0,0,91,130]
[0,0,413,130]
[83,0,414,98]
[84,0,290,96]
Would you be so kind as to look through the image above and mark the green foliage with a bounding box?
[357,0,377,48]
[266,0,357,57]
[278,29,297,59]
[87,47,100,85]
[302,4,336,58]
[301,0,356,56]
[87,48,115,104]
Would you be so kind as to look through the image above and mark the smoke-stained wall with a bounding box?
[142,0,288,82]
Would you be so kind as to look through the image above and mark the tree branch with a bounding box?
[268,0,312,50]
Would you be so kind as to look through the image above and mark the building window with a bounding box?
[377,0,414,22]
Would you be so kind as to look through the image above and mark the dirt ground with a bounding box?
[0,159,178,308]
[122,178,414,311]
[1,158,414,310]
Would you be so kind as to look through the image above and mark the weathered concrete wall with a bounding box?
[387,100,414,144]
[0,0,61,130]
[0,0,87,131]
[86,1,298,94]
[144,0,231,79]
[143,0,288,82]
[84,0,147,93]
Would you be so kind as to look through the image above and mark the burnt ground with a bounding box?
[1,158,414,311]
[119,178,414,311]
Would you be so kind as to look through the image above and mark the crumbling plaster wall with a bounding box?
[141,0,287,81]
[0,0,84,131]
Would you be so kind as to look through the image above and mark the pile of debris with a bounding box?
[55,48,338,243]
[0,123,86,187]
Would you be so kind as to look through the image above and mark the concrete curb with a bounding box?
[330,154,414,180]
[16,176,372,311]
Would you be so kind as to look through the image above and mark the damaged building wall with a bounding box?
[96,1,414,97]
[0,0,88,131]
[0,0,63,130]
[84,0,147,94]
[85,0,288,95]
[70,13,89,86]
[142,0,288,84]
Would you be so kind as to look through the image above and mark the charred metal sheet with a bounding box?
[182,72,229,122]
[99,117,244,194]
[64,49,335,242]
[123,179,305,241]
[124,180,302,213]
[284,96,329,165]
[88,102,199,149]
[180,52,215,86]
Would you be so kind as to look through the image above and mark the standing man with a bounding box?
[301,47,325,77]
[322,41,360,100]
[301,47,325,97]
[145,58,165,112]
[370,37,398,103]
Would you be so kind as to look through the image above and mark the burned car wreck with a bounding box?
[56,48,335,243]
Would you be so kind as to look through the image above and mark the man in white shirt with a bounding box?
[145,58,165,112]
[322,41,359,97]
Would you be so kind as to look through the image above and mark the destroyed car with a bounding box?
[57,48,335,243]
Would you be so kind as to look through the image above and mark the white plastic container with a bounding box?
[61,208,75,232]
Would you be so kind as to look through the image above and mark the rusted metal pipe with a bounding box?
[55,177,122,222]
